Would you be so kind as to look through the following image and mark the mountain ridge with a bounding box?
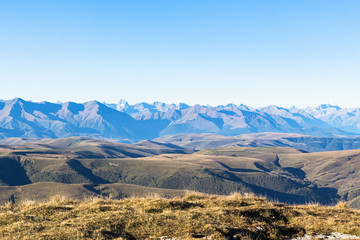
[0,98,360,142]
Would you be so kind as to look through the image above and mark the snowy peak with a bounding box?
[176,103,190,110]
[104,99,360,136]
[259,105,290,114]
[316,104,342,110]
[0,98,360,142]
[116,99,130,111]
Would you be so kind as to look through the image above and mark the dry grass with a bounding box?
[0,193,359,239]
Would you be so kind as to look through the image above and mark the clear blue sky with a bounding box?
[0,1,359,107]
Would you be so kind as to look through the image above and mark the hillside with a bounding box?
[155,132,360,152]
[0,141,330,204]
[0,193,360,239]
[279,150,360,208]
[0,136,193,159]
[1,137,360,207]
[0,182,186,204]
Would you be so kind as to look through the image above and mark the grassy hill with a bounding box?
[0,145,336,205]
[0,193,359,239]
[0,137,360,207]
[0,182,186,204]
[155,132,360,152]
[2,137,193,158]
[279,149,360,208]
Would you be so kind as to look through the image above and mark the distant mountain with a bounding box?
[290,104,360,134]
[0,98,140,141]
[108,100,360,139]
[108,101,356,138]
[0,98,359,142]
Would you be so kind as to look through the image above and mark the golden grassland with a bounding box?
[0,193,359,240]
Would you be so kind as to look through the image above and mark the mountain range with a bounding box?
[1,98,360,142]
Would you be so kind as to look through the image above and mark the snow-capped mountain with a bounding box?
[290,104,360,133]
[0,98,141,142]
[1,98,360,142]
[108,100,360,137]
[110,100,189,120]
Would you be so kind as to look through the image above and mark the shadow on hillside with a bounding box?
[246,182,339,205]
[83,184,102,195]
[74,151,106,159]
[205,168,339,205]
[101,145,145,158]
[0,157,31,185]
[217,161,263,173]
[67,159,110,184]
[283,167,306,179]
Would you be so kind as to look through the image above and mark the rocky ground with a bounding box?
[292,232,360,240]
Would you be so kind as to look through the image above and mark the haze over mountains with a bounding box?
[1,98,360,143]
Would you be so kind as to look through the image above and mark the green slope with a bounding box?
[0,137,359,207]
[0,182,186,204]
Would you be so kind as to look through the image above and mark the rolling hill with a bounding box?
[155,132,360,152]
[0,137,360,208]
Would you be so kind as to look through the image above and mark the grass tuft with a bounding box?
[335,201,350,210]
[0,194,359,239]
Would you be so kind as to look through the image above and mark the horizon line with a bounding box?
[0,97,353,110]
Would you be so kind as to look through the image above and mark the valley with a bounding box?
[0,137,359,209]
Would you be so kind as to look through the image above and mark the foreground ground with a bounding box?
[0,193,359,240]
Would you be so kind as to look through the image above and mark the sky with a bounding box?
[0,0,359,108]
